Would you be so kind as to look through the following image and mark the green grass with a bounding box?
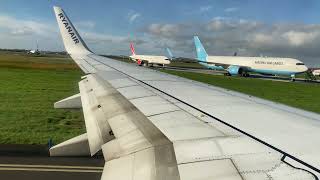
[0,52,78,70]
[1,51,319,144]
[161,69,320,113]
[0,52,85,144]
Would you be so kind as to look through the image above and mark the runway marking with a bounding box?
[0,164,103,169]
[0,164,103,173]
[0,167,102,173]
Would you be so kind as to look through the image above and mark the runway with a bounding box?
[0,145,104,180]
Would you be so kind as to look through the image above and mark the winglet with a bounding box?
[194,36,208,62]
[53,6,91,55]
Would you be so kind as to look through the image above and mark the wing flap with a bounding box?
[101,143,179,180]
[79,75,114,155]
[178,159,242,180]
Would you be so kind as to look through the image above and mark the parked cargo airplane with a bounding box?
[50,6,320,179]
[129,42,170,66]
[194,36,308,80]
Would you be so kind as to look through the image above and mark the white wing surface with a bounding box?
[51,6,320,180]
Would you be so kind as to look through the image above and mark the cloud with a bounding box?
[199,5,212,13]
[127,12,141,24]
[74,30,150,55]
[75,21,96,29]
[0,14,62,51]
[206,17,232,30]
[0,13,152,56]
[81,32,123,44]
[147,23,184,38]
[141,17,320,66]
[224,7,238,13]
[11,27,33,36]
[0,15,56,37]
[252,33,273,44]
[282,31,319,46]
[1,13,320,67]
[80,31,136,45]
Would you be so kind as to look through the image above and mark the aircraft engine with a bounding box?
[227,65,242,76]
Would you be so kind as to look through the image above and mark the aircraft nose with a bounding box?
[302,65,308,72]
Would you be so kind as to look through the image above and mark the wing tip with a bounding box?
[53,6,61,11]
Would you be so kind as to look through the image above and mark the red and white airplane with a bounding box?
[129,43,170,66]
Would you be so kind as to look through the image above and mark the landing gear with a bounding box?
[238,68,250,77]
[290,74,296,82]
[242,73,250,77]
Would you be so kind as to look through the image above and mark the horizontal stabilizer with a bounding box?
[49,133,90,156]
[54,93,82,109]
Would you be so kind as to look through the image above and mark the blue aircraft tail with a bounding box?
[166,48,174,60]
[194,36,208,62]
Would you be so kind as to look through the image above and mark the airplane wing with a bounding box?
[51,6,320,180]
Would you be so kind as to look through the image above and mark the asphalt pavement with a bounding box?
[0,144,104,180]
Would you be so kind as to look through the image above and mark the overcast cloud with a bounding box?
[142,17,320,66]
[0,13,320,66]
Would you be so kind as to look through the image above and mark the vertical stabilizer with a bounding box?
[130,43,142,65]
[194,36,208,62]
[166,48,174,60]
[53,6,91,55]
[130,42,136,55]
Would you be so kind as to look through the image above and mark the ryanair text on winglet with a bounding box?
[58,13,80,44]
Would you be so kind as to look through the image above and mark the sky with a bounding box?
[1,0,320,66]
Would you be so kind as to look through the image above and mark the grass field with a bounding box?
[161,69,320,113]
[0,52,85,144]
[1,51,319,145]
[0,51,79,70]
